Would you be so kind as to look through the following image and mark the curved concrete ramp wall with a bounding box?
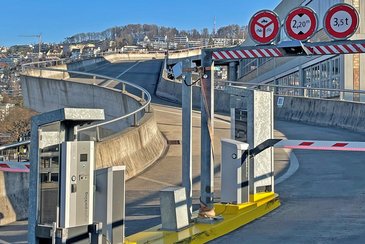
[156,72,231,114]
[95,112,167,179]
[21,75,142,132]
[104,53,165,63]
[0,172,28,225]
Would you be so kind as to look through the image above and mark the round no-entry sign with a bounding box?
[249,10,280,44]
[285,7,318,41]
[324,3,359,40]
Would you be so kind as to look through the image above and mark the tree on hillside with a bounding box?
[0,107,37,144]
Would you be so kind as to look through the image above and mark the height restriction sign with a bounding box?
[249,10,280,45]
[324,3,359,40]
[285,7,318,41]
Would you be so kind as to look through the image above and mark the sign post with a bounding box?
[324,3,359,40]
[249,10,281,44]
[285,7,318,41]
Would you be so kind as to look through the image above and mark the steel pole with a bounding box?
[199,50,215,215]
[182,58,193,220]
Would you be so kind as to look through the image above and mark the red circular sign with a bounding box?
[249,10,280,44]
[285,7,318,41]
[324,3,359,40]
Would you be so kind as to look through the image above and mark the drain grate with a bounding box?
[168,140,181,145]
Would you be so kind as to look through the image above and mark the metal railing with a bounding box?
[221,81,365,102]
[22,67,151,141]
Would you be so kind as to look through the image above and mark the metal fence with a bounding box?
[217,80,365,103]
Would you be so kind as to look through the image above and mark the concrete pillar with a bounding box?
[228,62,238,81]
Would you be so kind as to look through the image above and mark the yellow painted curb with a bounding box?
[125,192,280,244]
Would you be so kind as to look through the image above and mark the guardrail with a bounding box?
[217,80,365,102]
[22,67,151,141]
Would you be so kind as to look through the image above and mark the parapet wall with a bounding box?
[95,112,167,179]
[104,53,165,63]
[157,69,365,132]
[66,57,107,71]
[21,75,141,132]
[156,70,231,114]
[275,96,365,132]
[0,172,29,225]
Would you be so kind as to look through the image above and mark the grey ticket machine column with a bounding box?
[28,108,105,244]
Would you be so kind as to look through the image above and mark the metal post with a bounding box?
[230,108,235,139]
[182,58,193,220]
[199,50,215,217]
[134,113,139,127]
[96,126,101,141]
[122,83,126,93]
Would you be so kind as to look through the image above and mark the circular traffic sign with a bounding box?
[324,3,359,40]
[285,7,318,41]
[249,10,280,44]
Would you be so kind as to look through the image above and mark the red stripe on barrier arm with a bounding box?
[332,143,348,147]
[343,45,354,53]
[315,47,326,55]
[299,142,314,146]
[333,45,344,53]
[0,163,10,168]
[233,50,243,59]
[273,48,283,57]
[281,146,365,152]
[25,164,30,169]
[256,49,266,57]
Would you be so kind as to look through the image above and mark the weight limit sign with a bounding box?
[285,7,318,41]
[324,3,359,40]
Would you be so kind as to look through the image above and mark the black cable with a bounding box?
[183,77,201,87]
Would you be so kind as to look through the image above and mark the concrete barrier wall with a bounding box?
[0,172,29,225]
[156,71,231,114]
[66,57,107,71]
[21,76,141,132]
[104,53,165,63]
[275,95,365,132]
[95,112,167,179]
[157,70,365,133]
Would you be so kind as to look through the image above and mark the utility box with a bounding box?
[94,166,125,244]
[160,187,189,231]
[60,141,94,228]
[221,139,249,204]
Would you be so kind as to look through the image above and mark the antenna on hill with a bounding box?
[213,16,216,37]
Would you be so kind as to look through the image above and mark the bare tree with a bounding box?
[0,107,37,144]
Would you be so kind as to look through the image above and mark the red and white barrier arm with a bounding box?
[241,139,365,165]
[274,140,365,152]
[0,161,30,173]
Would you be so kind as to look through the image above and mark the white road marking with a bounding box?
[137,176,173,187]
[116,61,142,79]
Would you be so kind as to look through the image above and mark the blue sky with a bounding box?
[0,0,281,46]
